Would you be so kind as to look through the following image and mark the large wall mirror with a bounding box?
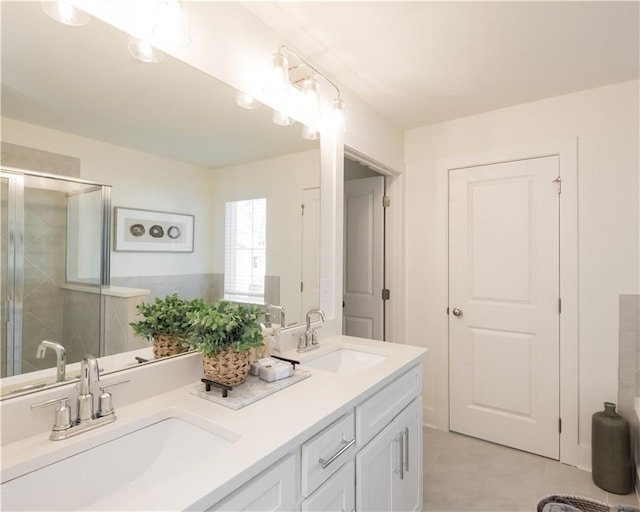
[0,2,321,396]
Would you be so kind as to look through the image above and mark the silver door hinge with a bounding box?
[382,289,390,300]
[301,203,305,215]
[558,298,562,314]
[559,418,562,433]
[300,282,304,292]
[552,177,562,194]
[382,196,391,208]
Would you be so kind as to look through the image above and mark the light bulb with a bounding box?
[128,38,165,63]
[302,124,319,140]
[41,1,90,26]
[236,91,261,110]
[273,110,294,127]
[266,52,290,98]
[331,96,346,131]
[153,0,191,47]
[302,76,320,113]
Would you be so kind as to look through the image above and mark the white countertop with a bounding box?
[0,336,427,511]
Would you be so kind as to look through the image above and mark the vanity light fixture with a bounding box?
[41,1,90,26]
[152,0,191,48]
[128,37,165,64]
[267,45,345,135]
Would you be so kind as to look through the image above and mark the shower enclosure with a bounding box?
[1,168,110,378]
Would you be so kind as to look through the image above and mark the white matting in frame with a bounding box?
[114,207,194,252]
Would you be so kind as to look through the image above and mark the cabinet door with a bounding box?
[302,461,355,512]
[355,421,397,512]
[206,454,296,512]
[392,397,423,512]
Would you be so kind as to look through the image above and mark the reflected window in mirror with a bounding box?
[224,198,266,304]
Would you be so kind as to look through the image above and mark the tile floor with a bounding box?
[424,428,639,511]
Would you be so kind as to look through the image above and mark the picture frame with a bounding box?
[113,207,194,252]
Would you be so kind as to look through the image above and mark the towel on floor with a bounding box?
[542,503,582,512]
[609,506,640,512]
[538,496,576,512]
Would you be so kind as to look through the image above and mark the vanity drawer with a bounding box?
[356,364,421,446]
[301,411,356,497]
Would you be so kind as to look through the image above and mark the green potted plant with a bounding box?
[186,301,264,386]
[130,293,207,359]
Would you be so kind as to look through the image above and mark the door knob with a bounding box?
[452,307,463,317]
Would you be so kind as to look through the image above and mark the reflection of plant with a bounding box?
[130,294,207,339]
[186,301,264,357]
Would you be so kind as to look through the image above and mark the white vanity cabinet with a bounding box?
[206,364,423,512]
[205,453,297,512]
[356,397,423,512]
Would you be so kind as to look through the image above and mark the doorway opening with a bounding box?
[342,157,387,341]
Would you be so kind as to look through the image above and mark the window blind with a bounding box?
[224,198,266,303]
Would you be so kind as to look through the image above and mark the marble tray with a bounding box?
[189,370,311,410]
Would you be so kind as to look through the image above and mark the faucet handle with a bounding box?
[98,380,130,417]
[31,396,72,431]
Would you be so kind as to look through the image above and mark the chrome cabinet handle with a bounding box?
[394,432,405,480]
[452,307,463,317]
[403,427,409,472]
[319,438,355,469]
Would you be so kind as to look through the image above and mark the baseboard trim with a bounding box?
[577,443,592,472]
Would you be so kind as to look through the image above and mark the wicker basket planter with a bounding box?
[152,334,187,359]
[202,347,251,387]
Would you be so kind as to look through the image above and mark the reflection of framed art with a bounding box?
[114,207,194,252]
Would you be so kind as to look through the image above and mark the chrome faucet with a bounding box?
[269,304,286,328]
[298,308,326,352]
[36,340,66,382]
[30,354,129,441]
[77,355,100,423]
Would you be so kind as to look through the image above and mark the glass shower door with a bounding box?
[1,169,108,380]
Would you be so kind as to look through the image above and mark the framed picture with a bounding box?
[114,207,194,252]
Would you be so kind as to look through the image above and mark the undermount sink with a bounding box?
[1,413,239,511]
[304,348,387,375]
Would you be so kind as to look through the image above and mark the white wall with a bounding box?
[2,117,213,278]
[404,80,640,469]
[211,150,320,325]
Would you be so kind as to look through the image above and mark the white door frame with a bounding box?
[345,146,404,343]
[435,138,578,466]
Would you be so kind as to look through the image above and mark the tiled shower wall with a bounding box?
[618,294,640,490]
[21,187,67,374]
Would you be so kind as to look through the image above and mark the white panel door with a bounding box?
[449,156,560,459]
[301,187,321,320]
[343,176,384,340]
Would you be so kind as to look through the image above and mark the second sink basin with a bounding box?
[1,411,239,510]
[304,348,387,375]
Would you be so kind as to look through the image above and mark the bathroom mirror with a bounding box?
[0,2,320,395]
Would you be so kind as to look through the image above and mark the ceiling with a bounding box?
[244,1,640,130]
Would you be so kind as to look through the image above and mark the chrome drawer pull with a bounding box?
[404,427,410,472]
[319,438,355,469]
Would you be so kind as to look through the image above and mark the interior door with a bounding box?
[300,187,320,320]
[343,176,384,340]
[448,156,560,459]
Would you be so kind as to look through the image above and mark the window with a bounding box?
[224,198,266,303]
